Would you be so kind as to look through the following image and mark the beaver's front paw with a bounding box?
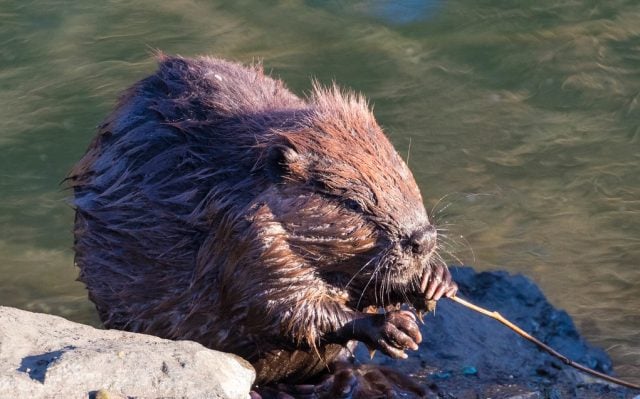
[355,310,422,359]
[420,263,458,301]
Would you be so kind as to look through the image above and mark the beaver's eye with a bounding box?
[344,199,362,212]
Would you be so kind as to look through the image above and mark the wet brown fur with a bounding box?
[68,54,452,385]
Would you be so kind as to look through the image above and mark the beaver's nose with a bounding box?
[409,224,437,255]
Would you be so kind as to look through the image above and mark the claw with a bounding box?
[366,345,377,359]
[416,310,424,324]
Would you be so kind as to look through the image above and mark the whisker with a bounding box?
[437,231,474,265]
[434,201,455,216]
[345,254,378,289]
[430,193,457,216]
[438,244,465,267]
[356,247,390,310]
[356,266,378,310]
[401,288,412,308]
[375,263,381,308]
[383,264,391,309]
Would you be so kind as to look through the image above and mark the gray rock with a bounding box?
[0,306,255,399]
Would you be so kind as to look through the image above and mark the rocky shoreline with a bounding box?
[0,267,635,398]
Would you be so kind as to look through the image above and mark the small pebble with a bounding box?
[462,366,478,376]
[433,371,452,379]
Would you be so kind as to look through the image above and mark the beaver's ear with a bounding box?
[264,144,306,183]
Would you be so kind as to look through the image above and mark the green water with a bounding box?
[1,0,638,383]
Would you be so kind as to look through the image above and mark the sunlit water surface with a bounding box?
[1,0,638,383]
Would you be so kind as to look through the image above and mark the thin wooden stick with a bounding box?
[449,295,640,390]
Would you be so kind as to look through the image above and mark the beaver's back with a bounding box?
[69,55,304,331]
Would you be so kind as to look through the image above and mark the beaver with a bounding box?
[68,54,458,392]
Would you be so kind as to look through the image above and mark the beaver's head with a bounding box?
[253,85,441,309]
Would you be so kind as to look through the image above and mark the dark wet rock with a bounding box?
[0,306,254,399]
[355,267,635,398]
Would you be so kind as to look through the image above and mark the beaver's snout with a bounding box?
[409,224,437,255]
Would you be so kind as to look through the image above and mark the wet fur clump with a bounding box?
[68,54,457,385]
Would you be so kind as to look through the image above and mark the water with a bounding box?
[1,0,638,383]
